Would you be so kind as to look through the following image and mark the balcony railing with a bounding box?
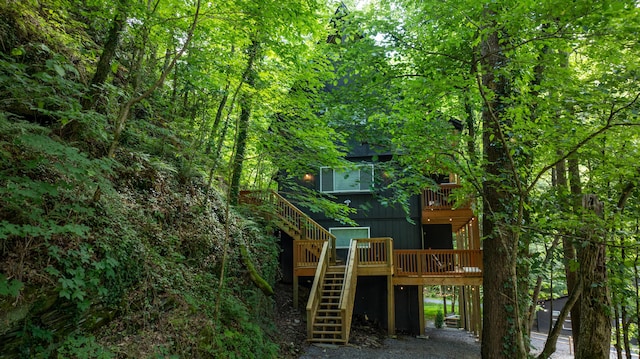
[421,183,470,210]
[394,249,482,277]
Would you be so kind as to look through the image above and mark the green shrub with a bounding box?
[435,310,444,329]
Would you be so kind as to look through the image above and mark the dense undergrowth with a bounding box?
[0,1,287,357]
[0,114,281,358]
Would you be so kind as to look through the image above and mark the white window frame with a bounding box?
[329,227,370,249]
[320,164,374,193]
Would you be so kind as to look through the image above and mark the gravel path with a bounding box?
[299,327,480,359]
[299,327,590,359]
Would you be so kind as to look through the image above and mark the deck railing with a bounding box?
[421,183,470,210]
[294,240,325,269]
[394,249,482,277]
[354,237,393,272]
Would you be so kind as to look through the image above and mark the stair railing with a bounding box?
[306,240,330,340]
[240,190,336,261]
[338,239,359,342]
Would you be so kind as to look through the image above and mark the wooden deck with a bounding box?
[294,238,482,285]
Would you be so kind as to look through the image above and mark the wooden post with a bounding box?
[473,285,482,338]
[419,285,425,336]
[472,218,480,250]
[293,275,299,309]
[387,276,395,335]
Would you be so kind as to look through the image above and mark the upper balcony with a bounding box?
[421,183,475,232]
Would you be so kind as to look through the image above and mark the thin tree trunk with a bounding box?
[107,0,201,157]
[635,241,640,358]
[536,278,583,359]
[228,40,260,205]
[206,80,231,154]
[82,0,128,110]
[614,303,623,359]
[568,155,582,352]
[622,306,631,359]
[528,237,561,330]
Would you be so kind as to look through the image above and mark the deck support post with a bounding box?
[387,276,395,335]
[293,275,299,309]
[418,285,425,336]
[473,285,482,338]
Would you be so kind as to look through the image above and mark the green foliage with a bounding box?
[0,274,23,298]
[435,310,444,329]
[54,334,114,359]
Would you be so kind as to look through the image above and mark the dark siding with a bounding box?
[394,285,420,334]
[353,276,388,328]
[310,193,422,250]
[423,224,453,249]
[279,231,294,283]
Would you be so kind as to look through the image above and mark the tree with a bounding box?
[332,1,640,357]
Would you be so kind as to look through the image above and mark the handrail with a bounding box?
[394,249,483,277]
[339,239,359,342]
[239,190,337,261]
[306,241,330,339]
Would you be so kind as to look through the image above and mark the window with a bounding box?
[320,164,373,193]
[329,227,370,249]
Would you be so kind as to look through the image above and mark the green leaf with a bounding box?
[0,274,23,297]
[10,47,24,56]
[53,63,66,77]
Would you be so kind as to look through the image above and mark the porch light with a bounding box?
[303,174,314,182]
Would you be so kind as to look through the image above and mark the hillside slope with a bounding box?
[0,2,285,356]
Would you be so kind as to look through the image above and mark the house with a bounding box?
[240,139,483,343]
[535,296,572,336]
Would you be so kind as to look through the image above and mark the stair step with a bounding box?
[315,316,341,321]
[312,331,343,335]
[308,338,346,343]
[313,323,342,327]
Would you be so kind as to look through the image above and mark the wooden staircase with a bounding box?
[310,265,347,342]
[240,190,357,344]
[306,240,359,344]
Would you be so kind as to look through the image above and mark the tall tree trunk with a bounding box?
[576,194,611,359]
[479,16,527,358]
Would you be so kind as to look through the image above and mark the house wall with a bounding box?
[535,296,572,335]
[278,231,294,283]
[308,192,422,250]
[353,276,388,328]
[394,285,420,334]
